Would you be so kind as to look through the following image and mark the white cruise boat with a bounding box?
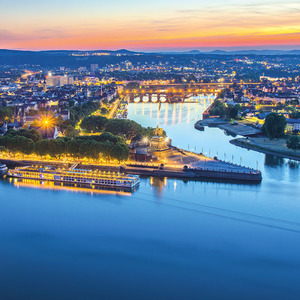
[0,164,8,176]
[8,165,140,190]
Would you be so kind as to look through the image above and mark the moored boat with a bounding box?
[7,166,140,190]
[0,164,8,176]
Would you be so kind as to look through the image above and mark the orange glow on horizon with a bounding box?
[1,1,300,51]
[4,31,300,51]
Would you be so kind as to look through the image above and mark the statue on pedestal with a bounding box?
[148,125,170,155]
[154,125,164,137]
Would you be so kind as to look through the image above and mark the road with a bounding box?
[107,96,125,119]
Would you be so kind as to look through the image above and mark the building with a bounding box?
[46,75,73,87]
[91,64,99,72]
[286,119,300,132]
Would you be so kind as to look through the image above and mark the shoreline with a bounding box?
[122,164,262,183]
[195,118,261,136]
[0,155,262,184]
[230,138,300,161]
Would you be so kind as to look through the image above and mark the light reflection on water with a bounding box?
[128,96,300,182]
[0,95,300,299]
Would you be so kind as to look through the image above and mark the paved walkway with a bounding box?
[166,148,257,174]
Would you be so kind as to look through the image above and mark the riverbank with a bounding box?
[195,118,261,136]
[230,137,300,161]
[0,145,262,183]
[218,123,261,136]
[0,158,120,172]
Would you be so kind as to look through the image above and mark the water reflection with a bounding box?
[149,176,167,197]
[287,160,299,169]
[128,97,300,183]
[264,154,284,167]
[8,178,133,196]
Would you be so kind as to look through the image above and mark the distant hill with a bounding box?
[0,49,39,56]
[1,48,300,57]
[202,49,300,55]
[0,48,299,67]
[152,49,300,55]
[0,49,138,56]
[187,50,202,54]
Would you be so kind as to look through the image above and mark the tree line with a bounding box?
[0,129,130,162]
[69,100,101,124]
[209,100,240,120]
[80,115,162,140]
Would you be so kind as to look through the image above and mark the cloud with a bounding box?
[1,0,299,50]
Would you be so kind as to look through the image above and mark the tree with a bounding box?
[66,139,81,157]
[209,100,225,117]
[101,107,108,115]
[64,125,79,138]
[262,113,287,140]
[286,136,300,151]
[111,142,130,162]
[35,139,50,156]
[104,119,143,139]
[69,100,100,123]
[226,105,239,119]
[18,136,35,155]
[5,129,42,143]
[0,134,34,155]
[80,115,108,132]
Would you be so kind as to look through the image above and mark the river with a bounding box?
[0,95,300,300]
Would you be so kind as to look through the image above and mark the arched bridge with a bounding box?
[120,82,260,103]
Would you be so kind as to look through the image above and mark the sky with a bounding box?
[0,0,299,51]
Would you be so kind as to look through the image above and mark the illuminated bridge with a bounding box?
[121,82,261,103]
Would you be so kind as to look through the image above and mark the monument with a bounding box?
[148,125,172,158]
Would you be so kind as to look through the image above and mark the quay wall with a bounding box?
[121,165,262,183]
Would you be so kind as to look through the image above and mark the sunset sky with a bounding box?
[1,0,300,51]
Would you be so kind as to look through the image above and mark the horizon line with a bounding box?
[2,46,300,53]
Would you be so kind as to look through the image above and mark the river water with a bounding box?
[0,96,300,300]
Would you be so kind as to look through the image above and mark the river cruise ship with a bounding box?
[7,166,140,190]
[0,164,8,176]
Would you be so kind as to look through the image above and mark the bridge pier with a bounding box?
[167,94,172,103]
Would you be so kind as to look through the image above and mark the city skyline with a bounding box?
[1,0,300,51]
